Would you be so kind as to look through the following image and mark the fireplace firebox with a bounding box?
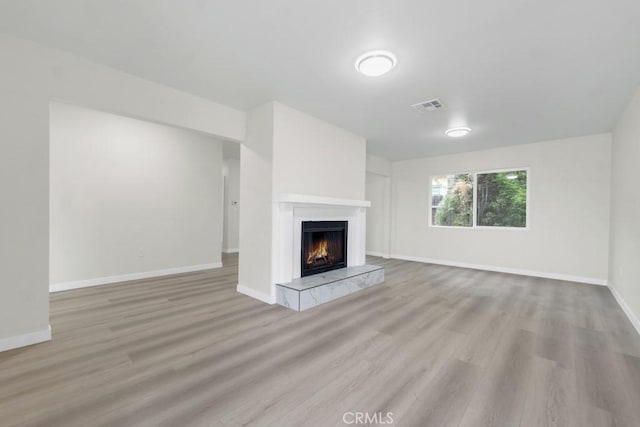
[301,221,348,277]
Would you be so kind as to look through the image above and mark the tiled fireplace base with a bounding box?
[276,265,384,311]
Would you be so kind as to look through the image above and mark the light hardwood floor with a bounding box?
[1,254,640,426]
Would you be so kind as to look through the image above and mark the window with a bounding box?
[477,170,527,227]
[431,174,473,227]
[430,169,528,229]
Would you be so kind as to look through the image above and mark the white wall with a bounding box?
[391,134,612,283]
[50,102,223,286]
[609,87,640,331]
[222,158,240,252]
[365,154,392,257]
[238,101,368,301]
[238,103,274,300]
[366,153,392,177]
[0,33,244,350]
[272,102,366,200]
[366,172,391,256]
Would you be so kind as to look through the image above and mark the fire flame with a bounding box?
[306,239,329,265]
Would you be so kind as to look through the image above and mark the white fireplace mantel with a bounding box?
[271,193,370,291]
[274,193,371,208]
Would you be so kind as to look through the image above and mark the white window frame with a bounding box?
[429,167,530,231]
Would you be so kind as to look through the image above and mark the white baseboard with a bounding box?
[50,262,223,293]
[390,254,608,286]
[0,325,51,353]
[236,284,275,304]
[222,248,239,254]
[608,282,640,336]
[366,251,390,259]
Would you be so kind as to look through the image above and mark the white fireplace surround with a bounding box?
[272,194,370,293]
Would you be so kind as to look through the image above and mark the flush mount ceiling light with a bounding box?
[355,50,397,77]
[506,172,519,180]
[444,127,471,138]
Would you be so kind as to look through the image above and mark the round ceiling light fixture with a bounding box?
[445,127,471,138]
[355,50,397,77]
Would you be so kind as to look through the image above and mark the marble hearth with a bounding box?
[276,264,384,311]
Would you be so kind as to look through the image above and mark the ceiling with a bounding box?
[1,0,639,160]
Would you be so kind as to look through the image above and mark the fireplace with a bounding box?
[301,221,348,277]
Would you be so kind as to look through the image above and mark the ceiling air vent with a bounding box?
[412,98,443,112]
